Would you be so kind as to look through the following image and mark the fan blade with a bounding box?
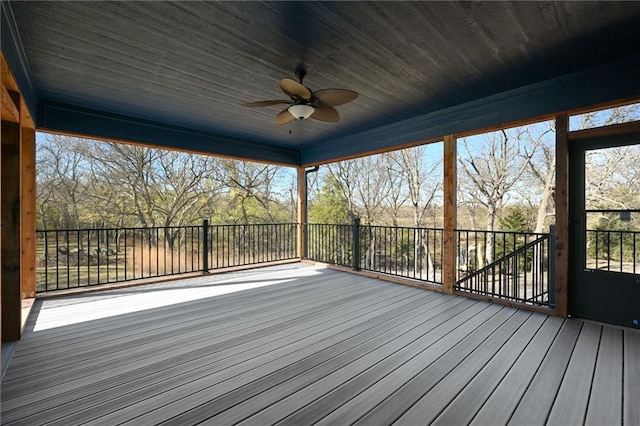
[313,89,359,106]
[242,100,289,107]
[276,107,294,125]
[310,105,340,122]
[280,78,311,100]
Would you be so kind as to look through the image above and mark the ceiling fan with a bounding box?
[242,67,358,125]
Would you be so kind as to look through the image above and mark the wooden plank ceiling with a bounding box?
[3,1,640,165]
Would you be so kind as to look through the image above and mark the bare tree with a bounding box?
[352,156,392,225]
[326,160,362,221]
[214,160,291,224]
[458,128,539,263]
[378,152,407,226]
[585,145,640,210]
[518,124,556,234]
[36,134,89,229]
[36,135,297,235]
[386,145,443,277]
[326,157,388,269]
[526,105,640,234]
[581,105,640,213]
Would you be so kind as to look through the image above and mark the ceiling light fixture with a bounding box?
[288,104,315,120]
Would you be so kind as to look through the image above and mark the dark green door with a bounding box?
[569,131,640,328]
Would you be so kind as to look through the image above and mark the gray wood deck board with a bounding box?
[13,276,326,355]
[16,271,365,347]
[507,320,583,425]
[394,310,537,426]
[469,315,565,426]
[429,312,548,426]
[8,276,362,367]
[353,308,526,425]
[3,276,416,422]
[161,295,461,425]
[585,325,623,426]
[16,276,376,362]
[546,322,601,425]
[305,303,504,426]
[2,264,638,426]
[253,299,490,426]
[32,288,432,426]
[8,274,349,364]
[106,300,488,426]
[624,329,640,426]
[16,265,315,348]
[187,297,468,425]
[4,276,378,400]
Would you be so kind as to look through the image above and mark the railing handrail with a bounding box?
[304,222,443,230]
[36,222,299,233]
[455,228,549,237]
[360,224,444,232]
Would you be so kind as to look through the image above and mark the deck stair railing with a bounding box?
[455,228,553,306]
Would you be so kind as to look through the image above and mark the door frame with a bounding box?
[568,128,640,328]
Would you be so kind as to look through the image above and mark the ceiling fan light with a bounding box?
[288,104,315,120]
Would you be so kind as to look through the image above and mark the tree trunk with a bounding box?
[419,229,435,280]
[485,205,497,265]
[534,158,556,234]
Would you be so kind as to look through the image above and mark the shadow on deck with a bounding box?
[2,263,638,425]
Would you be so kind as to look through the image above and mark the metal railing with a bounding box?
[207,223,298,269]
[305,223,354,268]
[305,221,443,284]
[455,228,552,306]
[358,222,443,283]
[37,218,553,307]
[36,222,297,292]
[586,229,640,274]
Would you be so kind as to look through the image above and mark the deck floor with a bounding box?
[2,264,639,425]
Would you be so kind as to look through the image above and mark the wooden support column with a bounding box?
[297,166,307,259]
[443,135,457,294]
[555,115,569,317]
[1,90,23,342]
[21,126,36,298]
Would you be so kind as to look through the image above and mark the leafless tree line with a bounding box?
[37,104,639,236]
[37,136,296,229]
[310,104,639,234]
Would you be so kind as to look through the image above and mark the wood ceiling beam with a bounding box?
[1,82,19,123]
[2,1,37,122]
[37,100,300,166]
[568,120,640,140]
[1,53,34,128]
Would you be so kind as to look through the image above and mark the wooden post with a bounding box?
[1,90,23,342]
[297,166,306,259]
[443,135,457,294]
[21,126,36,298]
[555,115,569,317]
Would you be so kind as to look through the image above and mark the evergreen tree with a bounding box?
[308,176,352,224]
